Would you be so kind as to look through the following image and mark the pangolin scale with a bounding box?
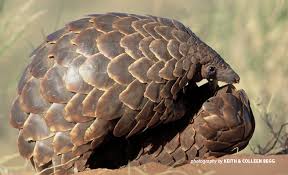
[9,12,252,174]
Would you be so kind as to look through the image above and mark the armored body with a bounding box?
[9,13,252,175]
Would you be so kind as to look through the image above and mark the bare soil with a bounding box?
[76,154,288,175]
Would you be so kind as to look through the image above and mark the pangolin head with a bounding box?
[193,41,240,84]
[200,57,240,84]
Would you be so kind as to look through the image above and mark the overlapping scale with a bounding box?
[72,28,100,56]
[149,39,172,61]
[33,138,54,165]
[171,147,186,165]
[127,120,146,138]
[147,61,165,83]
[112,16,138,34]
[64,94,93,123]
[107,53,134,85]
[10,97,28,129]
[53,131,74,154]
[159,58,177,80]
[163,133,180,154]
[96,31,124,59]
[160,80,175,98]
[144,81,162,102]
[139,36,158,62]
[82,88,104,116]
[30,44,54,78]
[113,107,138,137]
[79,53,114,90]
[179,42,189,56]
[17,130,35,158]
[167,39,182,60]
[156,17,174,27]
[19,78,50,113]
[66,18,93,32]
[49,33,78,67]
[179,124,195,151]
[135,100,155,121]
[154,26,174,40]
[17,65,32,95]
[70,121,93,146]
[172,30,190,43]
[84,118,112,142]
[92,14,120,33]
[45,103,75,132]
[22,113,52,141]
[120,32,144,59]
[128,57,154,83]
[173,58,185,77]
[46,28,67,43]
[143,22,162,39]
[119,79,147,110]
[131,19,153,37]
[95,84,125,120]
[147,112,162,128]
[64,55,93,94]
[40,65,73,103]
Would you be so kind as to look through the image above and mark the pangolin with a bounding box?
[9,12,245,174]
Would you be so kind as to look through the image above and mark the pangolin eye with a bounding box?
[208,66,215,73]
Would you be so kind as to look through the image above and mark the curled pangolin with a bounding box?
[9,13,252,174]
[86,83,255,169]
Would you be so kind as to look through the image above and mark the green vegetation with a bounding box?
[0,0,287,173]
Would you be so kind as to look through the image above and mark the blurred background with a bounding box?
[0,0,287,173]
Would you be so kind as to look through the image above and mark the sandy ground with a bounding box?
[76,154,288,175]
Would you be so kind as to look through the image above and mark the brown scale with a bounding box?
[10,13,242,174]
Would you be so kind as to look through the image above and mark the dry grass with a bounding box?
[250,99,288,155]
[0,0,46,56]
[0,0,287,174]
